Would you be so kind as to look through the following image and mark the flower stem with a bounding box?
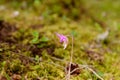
[66,35,74,80]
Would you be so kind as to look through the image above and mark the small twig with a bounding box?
[50,56,67,62]
[86,66,104,80]
[17,53,36,63]
[11,52,36,63]
[49,62,64,69]
[70,68,80,74]
[79,65,104,80]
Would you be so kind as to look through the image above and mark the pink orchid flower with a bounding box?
[56,33,68,49]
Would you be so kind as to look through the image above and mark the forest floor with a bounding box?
[0,0,120,80]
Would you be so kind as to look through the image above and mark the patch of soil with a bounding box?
[66,63,81,75]
[30,44,56,56]
[85,49,104,63]
[0,20,17,43]
[30,24,44,29]
[46,46,55,55]
[30,45,44,57]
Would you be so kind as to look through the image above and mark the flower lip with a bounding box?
[56,33,67,42]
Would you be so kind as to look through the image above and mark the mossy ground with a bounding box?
[0,0,120,80]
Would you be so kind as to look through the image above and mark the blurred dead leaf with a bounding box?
[12,74,21,80]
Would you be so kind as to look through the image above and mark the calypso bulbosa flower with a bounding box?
[56,33,68,49]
